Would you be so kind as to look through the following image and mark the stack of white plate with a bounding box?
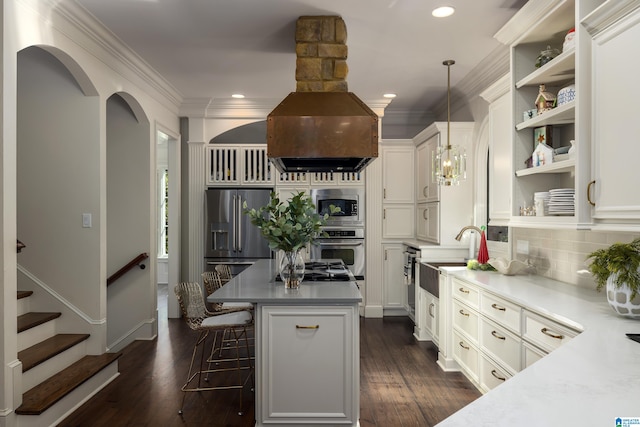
[548,188,575,215]
[534,191,550,215]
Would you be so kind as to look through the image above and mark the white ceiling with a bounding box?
[75,0,526,116]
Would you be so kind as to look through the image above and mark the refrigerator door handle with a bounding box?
[232,194,237,251]
[237,195,243,252]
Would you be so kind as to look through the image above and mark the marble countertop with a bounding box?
[206,259,362,305]
[436,269,640,426]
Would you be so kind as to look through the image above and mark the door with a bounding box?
[205,189,235,258]
[237,189,272,259]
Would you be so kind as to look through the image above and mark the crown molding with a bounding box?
[494,0,567,46]
[432,45,510,117]
[47,0,183,111]
[479,73,511,103]
[582,0,640,37]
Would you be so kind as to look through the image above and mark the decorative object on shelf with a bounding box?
[532,141,554,167]
[535,45,560,68]
[563,27,575,52]
[244,191,339,289]
[553,145,570,161]
[433,59,466,186]
[557,84,576,106]
[488,257,534,276]
[586,238,640,319]
[535,84,557,114]
[568,139,576,158]
[533,125,553,149]
[534,191,550,216]
[523,108,538,122]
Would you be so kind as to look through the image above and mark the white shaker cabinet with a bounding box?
[382,243,406,311]
[381,141,415,239]
[413,123,474,245]
[258,305,359,426]
[584,1,640,227]
[416,135,439,203]
[480,75,512,225]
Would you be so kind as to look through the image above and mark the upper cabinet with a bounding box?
[495,0,603,229]
[413,122,475,245]
[583,1,640,229]
[206,143,365,188]
[480,75,512,225]
[381,141,415,239]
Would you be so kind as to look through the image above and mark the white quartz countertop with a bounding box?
[206,259,362,305]
[436,269,640,426]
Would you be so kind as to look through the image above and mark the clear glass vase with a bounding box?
[279,249,305,289]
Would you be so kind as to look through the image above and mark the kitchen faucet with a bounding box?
[455,225,483,241]
[455,225,483,260]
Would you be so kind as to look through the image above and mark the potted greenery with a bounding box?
[587,237,640,318]
[244,191,338,289]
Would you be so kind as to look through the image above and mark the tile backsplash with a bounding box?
[511,228,640,291]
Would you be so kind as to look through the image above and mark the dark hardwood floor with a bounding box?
[58,285,480,426]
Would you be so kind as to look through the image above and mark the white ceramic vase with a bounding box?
[606,275,640,319]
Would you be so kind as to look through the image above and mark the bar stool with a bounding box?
[174,282,254,416]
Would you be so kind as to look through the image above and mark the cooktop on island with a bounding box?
[275,259,354,282]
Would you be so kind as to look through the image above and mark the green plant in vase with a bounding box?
[244,191,339,288]
[587,237,640,318]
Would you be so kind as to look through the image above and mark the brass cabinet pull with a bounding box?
[458,287,469,294]
[458,309,469,317]
[587,180,596,206]
[541,327,563,339]
[423,209,428,220]
[429,303,435,318]
[459,341,469,350]
[491,369,506,382]
[383,208,386,219]
[491,330,506,340]
[296,325,320,329]
[383,188,386,199]
[491,303,506,312]
[423,186,428,197]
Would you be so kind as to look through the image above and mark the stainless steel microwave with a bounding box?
[311,188,364,227]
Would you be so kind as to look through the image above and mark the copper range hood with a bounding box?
[267,16,379,173]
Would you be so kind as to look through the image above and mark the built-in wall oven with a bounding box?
[403,246,419,322]
[310,228,365,279]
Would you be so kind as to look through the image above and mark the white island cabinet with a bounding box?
[207,260,361,427]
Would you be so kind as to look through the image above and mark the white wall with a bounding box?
[17,47,102,320]
[106,94,154,350]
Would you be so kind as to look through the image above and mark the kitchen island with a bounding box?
[436,269,640,426]
[207,259,362,427]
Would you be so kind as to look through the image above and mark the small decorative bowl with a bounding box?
[557,84,576,106]
[488,258,533,276]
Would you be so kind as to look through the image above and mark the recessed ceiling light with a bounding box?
[231,94,245,99]
[432,6,455,18]
[383,93,397,99]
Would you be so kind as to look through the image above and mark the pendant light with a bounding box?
[433,60,466,186]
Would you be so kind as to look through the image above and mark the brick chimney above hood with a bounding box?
[267,16,379,173]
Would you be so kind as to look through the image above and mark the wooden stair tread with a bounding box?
[19,334,91,372]
[17,290,33,300]
[17,312,61,333]
[16,353,122,415]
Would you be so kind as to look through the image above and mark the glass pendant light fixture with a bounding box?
[433,59,466,186]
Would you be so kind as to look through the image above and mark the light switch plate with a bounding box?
[82,213,92,228]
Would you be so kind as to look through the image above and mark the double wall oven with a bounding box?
[310,188,365,279]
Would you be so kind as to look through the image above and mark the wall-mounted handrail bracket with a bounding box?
[107,252,149,286]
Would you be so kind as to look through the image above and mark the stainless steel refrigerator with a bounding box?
[204,188,273,276]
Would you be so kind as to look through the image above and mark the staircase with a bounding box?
[15,290,122,427]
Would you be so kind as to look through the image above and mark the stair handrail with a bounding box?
[107,252,149,286]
